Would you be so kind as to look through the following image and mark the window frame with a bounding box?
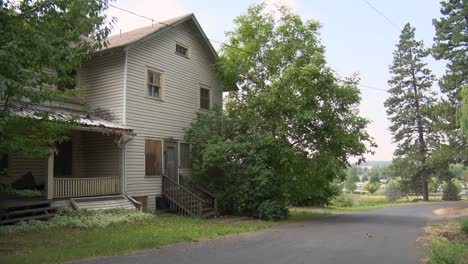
[179,142,191,169]
[146,68,163,99]
[175,43,189,58]
[199,86,211,110]
[144,138,164,177]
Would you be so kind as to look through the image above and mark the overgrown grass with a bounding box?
[0,213,276,264]
[425,218,468,264]
[460,219,468,234]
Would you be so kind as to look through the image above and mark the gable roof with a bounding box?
[102,14,217,58]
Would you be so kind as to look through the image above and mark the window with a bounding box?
[180,143,191,169]
[147,70,162,98]
[145,139,162,176]
[54,141,72,177]
[200,87,211,110]
[176,44,188,57]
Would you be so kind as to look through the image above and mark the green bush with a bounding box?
[332,194,354,207]
[460,219,468,234]
[293,182,341,207]
[442,180,460,201]
[429,240,467,264]
[0,208,153,235]
[257,200,289,221]
[385,180,401,202]
[363,182,380,194]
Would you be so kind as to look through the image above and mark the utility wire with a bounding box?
[108,4,388,93]
[360,0,401,32]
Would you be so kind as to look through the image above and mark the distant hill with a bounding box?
[360,160,392,167]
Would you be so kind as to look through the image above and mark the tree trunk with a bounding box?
[410,53,429,201]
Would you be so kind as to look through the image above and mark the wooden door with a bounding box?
[164,140,178,181]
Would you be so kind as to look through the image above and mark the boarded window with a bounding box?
[54,141,72,177]
[176,44,188,56]
[200,87,210,110]
[147,70,162,98]
[180,143,191,169]
[145,139,162,176]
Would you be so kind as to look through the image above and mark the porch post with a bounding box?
[46,152,54,200]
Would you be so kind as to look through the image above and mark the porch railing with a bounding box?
[53,177,121,198]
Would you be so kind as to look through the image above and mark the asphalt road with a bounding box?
[77,201,467,264]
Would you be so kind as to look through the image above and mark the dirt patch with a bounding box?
[432,206,468,216]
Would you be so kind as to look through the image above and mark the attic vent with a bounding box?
[176,44,188,57]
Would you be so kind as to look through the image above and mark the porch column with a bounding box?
[46,152,54,200]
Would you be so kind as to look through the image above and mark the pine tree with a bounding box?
[384,23,437,201]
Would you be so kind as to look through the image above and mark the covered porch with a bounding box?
[5,112,133,200]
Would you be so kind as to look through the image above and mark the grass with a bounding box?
[425,218,468,264]
[0,214,277,264]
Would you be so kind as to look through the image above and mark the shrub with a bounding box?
[363,182,380,194]
[0,208,153,235]
[332,194,354,207]
[442,180,460,201]
[257,200,289,221]
[385,180,401,202]
[460,219,468,234]
[293,182,341,207]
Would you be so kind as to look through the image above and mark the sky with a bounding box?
[105,0,448,162]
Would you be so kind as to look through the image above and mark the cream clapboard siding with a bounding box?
[7,156,47,186]
[80,132,120,178]
[80,50,125,124]
[124,21,222,199]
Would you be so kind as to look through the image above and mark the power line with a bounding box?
[108,4,388,93]
[360,0,401,32]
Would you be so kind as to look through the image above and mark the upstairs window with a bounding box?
[147,70,162,98]
[200,87,211,110]
[176,44,188,57]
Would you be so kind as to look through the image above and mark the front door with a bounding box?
[164,140,178,182]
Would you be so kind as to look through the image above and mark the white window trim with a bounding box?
[144,137,164,177]
[199,86,212,111]
[146,67,164,100]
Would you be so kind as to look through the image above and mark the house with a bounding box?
[1,14,222,218]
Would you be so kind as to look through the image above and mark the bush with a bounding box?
[363,182,380,194]
[460,219,468,234]
[442,180,460,201]
[385,180,401,202]
[293,183,341,207]
[0,208,153,235]
[332,194,354,207]
[257,200,289,221]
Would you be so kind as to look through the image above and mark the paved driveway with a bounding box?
[78,201,467,264]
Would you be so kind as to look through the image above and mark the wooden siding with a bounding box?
[124,21,222,197]
[7,155,47,186]
[80,132,120,178]
[80,50,125,124]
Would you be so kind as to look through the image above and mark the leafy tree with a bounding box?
[344,170,357,193]
[369,171,380,184]
[385,179,401,202]
[442,179,460,201]
[384,23,438,201]
[428,177,440,193]
[0,0,112,157]
[186,4,375,219]
[363,182,379,194]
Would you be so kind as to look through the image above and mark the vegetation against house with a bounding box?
[0,0,112,158]
[185,4,375,220]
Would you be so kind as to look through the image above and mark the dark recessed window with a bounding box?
[176,44,188,57]
[200,87,210,110]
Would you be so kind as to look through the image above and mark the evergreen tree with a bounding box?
[384,23,438,201]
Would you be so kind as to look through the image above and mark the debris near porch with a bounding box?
[0,199,57,225]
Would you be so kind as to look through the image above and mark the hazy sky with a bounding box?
[106,0,447,161]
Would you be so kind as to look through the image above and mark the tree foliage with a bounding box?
[385,23,439,201]
[363,182,379,194]
[185,4,375,219]
[0,0,112,157]
[385,179,401,202]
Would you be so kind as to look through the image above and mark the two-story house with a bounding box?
[3,14,222,217]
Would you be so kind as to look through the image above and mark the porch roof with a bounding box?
[16,107,133,133]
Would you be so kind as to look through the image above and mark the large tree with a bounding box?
[432,0,468,164]
[186,4,375,219]
[0,0,112,157]
[384,23,438,201]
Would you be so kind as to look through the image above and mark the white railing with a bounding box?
[53,177,121,198]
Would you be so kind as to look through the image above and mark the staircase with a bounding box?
[0,199,58,225]
[162,174,217,218]
[70,195,142,211]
